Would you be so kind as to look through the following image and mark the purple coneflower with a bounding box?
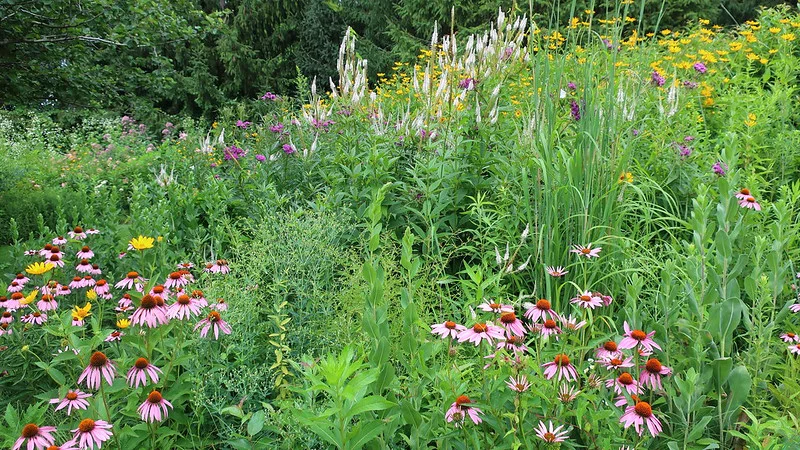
[619,321,662,352]
[738,196,761,211]
[595,341,623,360]
[36,295,58,312]
[0,311,12,324]
[498,312,526,337]
[12,423,56,450]
[606,372,641,395]
[52,236,67,245]
[535,420,570,443]
[780,332,799,342]
[506,375,530,392]
[6,281,23,293]
[210,298,228,311]
[620,401,662,437]
[496,335,529,355]
[194,311,232,339]
[542,354,579,381]
[50,389,92,416]
[68,226,87,240]
[540,319,562,338]
[76,246,94,259]
[130,295,169,328]
[105,330,124,342]
[126,357,162,388]
[115,271,144,290]
[71,419,113,449]
[431,320,466,339]
[570,244,601,258]
[138,391,173,423]
[477,299,514,314]
[445,395,483,426]
[78,352,116,390]
[545,266,568,277]
[571,290,604,309]
[21,312,47,325]
[640,358,672,390]
[524,298,560,322]
[457,322,505,345]
[168,294,202,320]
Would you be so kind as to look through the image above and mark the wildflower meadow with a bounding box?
[1,2,800,449]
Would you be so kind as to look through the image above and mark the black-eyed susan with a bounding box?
[129,235,154,251]
[26,261,54,275]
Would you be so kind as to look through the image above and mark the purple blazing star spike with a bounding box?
[223,145,246,160]
[570,100,581,121]
[255,154,266,161]
[683,81,699,89]
[282,144,296,155]
[712,161,728,176]
[693,62,707,74]
[261,92,277,100]
[567,82,577,90]
[458,77,477,90]
[651,71,665,87]
[678,144,692,158]
[235,120,251,129]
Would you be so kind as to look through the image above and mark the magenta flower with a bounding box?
[570,244,601,258]
[542,354,579,381]
[282,144,296,155]
[431,320,466,339]
[115,271,144,290]
[788,343,800,355]
[569,100,581,121]
[52,236,67,245]
[619,321,662,352]
[780,332,799,342]
[138,391,173,423]
[50,389,92,416]
[535,420,570,443]
[600,356,635,371]
[712,161,728,176]
[235,120,251,129]
[224,145,246,160]
[104,330,124,342]
[71,419,113,449]
[791,304,800,313]
[130,294,169,328]
[570,290,604,309]
[606,372,641,395]
[255,154,266,161]
[6,281,23,293]
[640,358,672,390]
[524,298,560,322]
[498,312,526,337]
[545,266,568,277]
[445,395,483,426]
[738,196,761,211]
[76,246,95,259]
[76,260,93,273]
[560,314,587,331]
[496,335,529,355]
[194,311,232,339]
[620,402,663,437]
[651,71,666,87]
[540,319,562,338]
[457,322,506,345]
[12,423,56,450]
[68,226,87,240]
[506,375,531,392]
[21,312,47,325]
[126,357,162,388]
[78,352,117,390]
[735,188,753,200]
[477,300,513,313]
[693,62,707,73]
[168,294,202,320]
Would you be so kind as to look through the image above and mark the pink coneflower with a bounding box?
[105,330,124,342]
[68,277,84,290]
[431,320,466,339]
[457,322,506,345]
[606,372,641,395]
[50,389,92,416]
[558,384,581,403]
[640,358,672,390]
[194,311,232,339]
[791,304,800,313]
[620,401,662,437]
[168,294,202,320]
[191,290,208,308]
[118,252,127,259]
[12,423,56,450]
[90,263,102,276]
[48,254,65,268]
[14,273,30,285]
[76,259,93,273]
[56,284,71,297]
[496,335,529,354]
[545,266,568,277]
[477,299,514,314]
[571,290,604,309]
[78,352,116,390]
[6,281,23,293]
[540,319,562,337]
[71,419,113,449]
[177,262,195,270]
[1,311,13,324]
[780,332,799,342]
[35,294,57,312]
[735,188,752,200]
[93,279,110,297]
[76,246,94,259]
[126,357,162,388]
[0,322,12,335]
[82,275,96,288]
[24,249,39,256]
[149,285,170,301]
[445,395,483,426]
[86,228,100,235]
[1,294,21,310]
[535,420,570,443]
[595,291,614,306]
[21,312,47,325]
[506,375,531,392]
[164,271,189,289]
[52,236,68,245]
[561,314,587,331]
[68,227,87,240]
[138,391,173,423]
[542,354,579,381]
[524,298,560,322]
[498,312,526,336]
[596,341,623,360]
[206,259,230,274]
[619,321,662,352]
[210,298,228,311]
[738,196,761,211]
[130,295,169,328]
[570,244,602,258]
[788,343,800,355]
[115,271,144,290]
[600,356,635,370]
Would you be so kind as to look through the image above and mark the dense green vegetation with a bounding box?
[1,2,800,449]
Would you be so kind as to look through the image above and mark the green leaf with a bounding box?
[346,420,384,450]
[247,410,266,436]
[5,403,19,428]
[305,421,340,447]
[345,396,395,419]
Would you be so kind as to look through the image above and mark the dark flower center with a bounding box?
[634,402,652,418]
[603,341,618,351]
[169,272,181,280]
[472,323,488,333]
[610,358,623,366]
[455,395,471,406]
[74,226,83,233]
[78,418,95,432]
[536,299,551,310]
[140,295,156,309]
[543,432,556,442]
[147,391,163,403]
[66,392,79,400]
[580,248,591,254]
[746,196,755,202]
[49,255,60,262]
[33,312,41,318]
[89,352,107,367]
[554,354,570,366]
[135,357,149,369]
[444,321,456,329]
[81,246,90,252]
[127,271,139,279]
[645,358,663,373]
[96,280,107,286]
[618,373,634,385]
[208,311,221,323]
[51,246,60,252]
[1,312,10,318]
[544,319,557,329]
[489,303,501,310]
[11,292,23,300]
[500,312,517,324]
[22,423,40,438]
[79,259,90,265]
[177,295,191,305]
[740,188,750,195]
[630,329,647,341]
[153,286,164,294]
[191,290,204,298]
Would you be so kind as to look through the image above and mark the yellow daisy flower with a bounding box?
[26,262,54,275]
[116,318,131,329]
[129,235,155,251]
